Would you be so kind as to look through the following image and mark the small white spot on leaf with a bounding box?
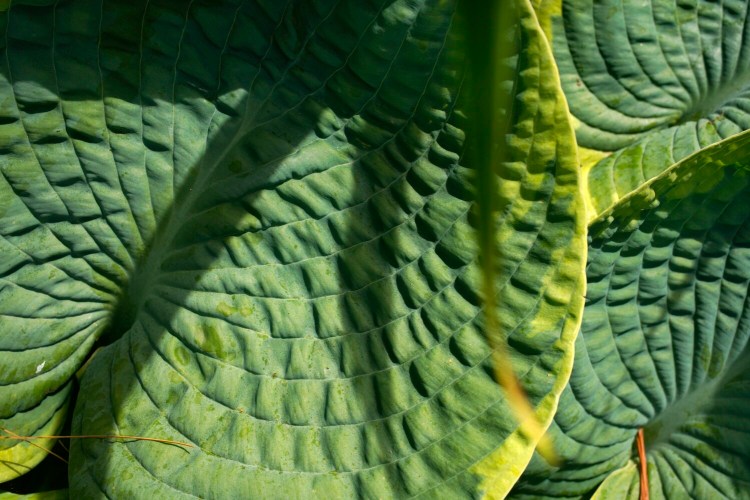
[36,361,45,374]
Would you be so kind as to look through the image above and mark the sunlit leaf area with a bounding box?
[1,0,749,498]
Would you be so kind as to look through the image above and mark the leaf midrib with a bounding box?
[676,68,750,125]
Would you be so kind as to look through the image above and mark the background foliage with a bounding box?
[0,0,748,498]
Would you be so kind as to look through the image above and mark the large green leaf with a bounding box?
[511,130,750,498]
[536,0,750,219]
[0,0,585,496]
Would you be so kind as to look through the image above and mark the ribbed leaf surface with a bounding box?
[0,0,585,496]
[536,0,750,219]
[512,131,750,498]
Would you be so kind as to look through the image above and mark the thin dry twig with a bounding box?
[0,427,68,464]
[0,427,193,466]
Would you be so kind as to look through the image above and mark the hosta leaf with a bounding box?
[536,0,750,219]
[589,461,640,500]
[511,130,750,498]
[593,339,750,499]
[0,490,67,500]
[0,0,585,496]
[0,385,69,482]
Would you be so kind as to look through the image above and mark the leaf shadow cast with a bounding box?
[0,0,475,495]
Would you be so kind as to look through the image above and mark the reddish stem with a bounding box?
[636,428,649,500]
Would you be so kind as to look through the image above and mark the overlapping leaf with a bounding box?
[512,130,750,498]
[0,0,585,496]
[536,0,750,219]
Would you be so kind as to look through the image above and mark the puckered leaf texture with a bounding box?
[0,0,585,497]
[512,130,750,499]
[536,0,750,220]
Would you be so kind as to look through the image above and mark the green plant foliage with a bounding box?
[2,0,749,497]
[0,0,585,497]
[0,489,67,500]
[512,131,750,498]
[537,0,750,219]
